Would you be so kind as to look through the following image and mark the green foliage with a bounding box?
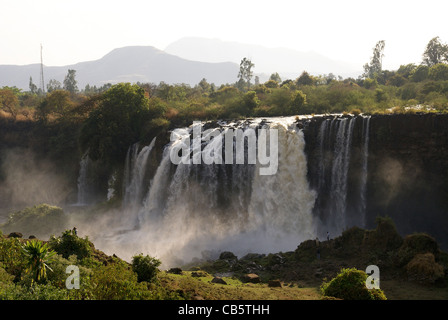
[428,63,448,81]
[422,36,448,66]
[1,282,71,300]
[22,240,56,283]
[48,229,92,260]
[321,268,386,300]
[131,253,161,283]
[79,83,158,165]
[1,204,68,239]
[0,237,26,281]
[296,71,314,86]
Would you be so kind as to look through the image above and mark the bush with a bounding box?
[405,253,444,284]
[48,229,92,260]
[131,253,161,283]
[397,233,440,266]
[321,268,386,300]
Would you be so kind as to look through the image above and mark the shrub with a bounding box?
[131,253,161,283]
[405,253,444,284]
[321,268,386,300]
[48,229,92,260]
[397,232,440,266]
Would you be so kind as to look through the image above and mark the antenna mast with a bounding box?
[40,44,45,94]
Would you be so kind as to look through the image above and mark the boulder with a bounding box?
[167,267,183,275]
[211,277,227,285]
[242,273,260,283]
[7,232,22,238]
[268,280,282,288]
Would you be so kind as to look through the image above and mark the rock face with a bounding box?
[304,113,448,250]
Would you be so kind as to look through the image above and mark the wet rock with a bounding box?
[242,273,260,283]
[7,232,22,238]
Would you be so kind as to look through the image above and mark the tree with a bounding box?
[422,36,448,67]
[296,71,314,86]
[47,79,62,93]
[29,77,38,94]
[79,83,162,166]
[269,72,282,83]
[237,57,255,90]
[289,90,308,114]
[0,87,19,118]
[63,69,78,94]
[363,40,386,79]
[428,63,448,81]
[36,89,73,122]
[131,254,161,283]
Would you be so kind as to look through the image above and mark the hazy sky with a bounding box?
[1,0,447,71]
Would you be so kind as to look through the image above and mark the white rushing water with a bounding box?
[96,117,318,264]
[359,115,371,227]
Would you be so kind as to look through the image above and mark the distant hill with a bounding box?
[165,37,361,80]
[0,46,240,91]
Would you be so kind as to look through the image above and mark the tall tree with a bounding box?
[29,77,37,94]
[269,72,282,83]
[422,36,448,66]
[237,58,255,90]
[363,40,386,79]
[63,69,78,94]
[47,79,62,93]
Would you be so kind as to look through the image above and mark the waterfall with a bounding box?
[313,116,356,237]
[122,137,156,226]
[76,152,90,206]
[359,115,371,227]
[112,117,317,262]
[329,117,355,232]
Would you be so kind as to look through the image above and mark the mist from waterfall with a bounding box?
[76,152,91,206]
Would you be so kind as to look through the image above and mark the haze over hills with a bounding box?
[0,46,240,91]
[0,38,362,91]
[165,37,361,80]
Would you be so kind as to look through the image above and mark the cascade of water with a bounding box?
[121,138,156,228]
[359,115,371,227]
[124,117,317,261]
[319,116,356,235]
[76,152,91,206]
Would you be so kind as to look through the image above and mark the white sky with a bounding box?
[1,0,447,71]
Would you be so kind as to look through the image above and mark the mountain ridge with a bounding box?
[0,45,240,90]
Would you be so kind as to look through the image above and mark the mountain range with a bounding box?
[0,38,361,91]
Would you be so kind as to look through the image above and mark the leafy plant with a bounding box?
[22,240,56,284]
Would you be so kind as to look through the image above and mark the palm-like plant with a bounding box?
[22,240,56,283]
